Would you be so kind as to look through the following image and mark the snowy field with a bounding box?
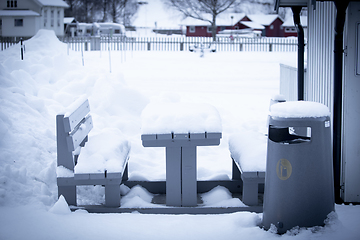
[0,30,359,239]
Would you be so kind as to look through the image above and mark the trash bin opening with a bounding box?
[269,126,311,144]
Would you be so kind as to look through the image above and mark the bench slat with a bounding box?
[66,115,93,151]
[64,99,90,133]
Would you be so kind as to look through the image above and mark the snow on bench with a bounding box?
[228,101,331,206]
[228,130,267,206]
[56,98,130,207]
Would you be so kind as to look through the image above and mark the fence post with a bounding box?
[20,38,24,60]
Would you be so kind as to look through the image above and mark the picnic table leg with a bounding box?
[181,146,197,207]
[166,147,182,206]
[58,186,76,206]
[105,184,120,207]
[242,178,259,206]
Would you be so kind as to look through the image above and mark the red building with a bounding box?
[184,13,245,37]
[242,14,284,37]
[282,16,307,38]
[184,13,285,37]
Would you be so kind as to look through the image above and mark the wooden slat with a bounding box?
[63,99,90,132]
[66,115,93,151]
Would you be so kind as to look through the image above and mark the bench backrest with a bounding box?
[57,99,93,171]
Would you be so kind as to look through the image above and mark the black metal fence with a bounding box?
[59,36,299,52]
[1,36,299,52]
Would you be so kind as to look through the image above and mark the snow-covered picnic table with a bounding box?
[141,102,222,207]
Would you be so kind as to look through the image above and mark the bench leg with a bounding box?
[58,185,76,206]
[181,146,197,207]
[232,158,241,180]
[105,184,120,207]
[242,179,259,206]
[166,147,182,206]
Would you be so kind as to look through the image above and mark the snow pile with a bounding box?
[270,101,330,118]
[0,29,148,206]
[75,128,130,174]
[201,186,247,207]
[49,195,71,215]
[141,102,222,134]
[228,130,267,172]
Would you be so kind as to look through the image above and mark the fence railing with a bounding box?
[1,36,300,52]
[59,36,299,52]
[0,37,24,51]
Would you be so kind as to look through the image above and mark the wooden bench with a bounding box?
[229,132,267,206]
[56,98,129,207]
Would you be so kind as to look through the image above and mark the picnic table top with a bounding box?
[141,102,222,135]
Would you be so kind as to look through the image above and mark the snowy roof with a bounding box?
[282,16,307,27]
[64,17,75,24]
[239,21,265,30]
[0,10,40,17]
[35,0,69,8]
[182,13,246,26]
[247,14,282,26]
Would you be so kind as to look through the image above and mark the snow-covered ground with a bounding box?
[0,30,359,239]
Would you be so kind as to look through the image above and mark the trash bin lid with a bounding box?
[270,101,330,118]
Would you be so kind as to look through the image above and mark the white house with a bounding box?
[0,0,68,37]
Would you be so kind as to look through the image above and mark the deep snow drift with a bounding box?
[0,30,359,240]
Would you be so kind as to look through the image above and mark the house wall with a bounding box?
[1,16,40,37]
[284,27,297,37]
[306,1,335,109]
[341,1,360,203]
[0,0,41,12]
[186,26,222,37]
[41,6,65,36]
[265,18,284,37]
[1,0,66,37]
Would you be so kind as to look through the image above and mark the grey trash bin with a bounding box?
[262,101,334,234]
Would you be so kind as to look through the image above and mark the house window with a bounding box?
[270,25,274,30]
[57,10,61,27]
[14,19,23,27]
[207,26,212,33]
[51,10,54,27]
[189,26,195,33]
[7,1,17,8]
[44,9,47,27]
[285,27,297,33]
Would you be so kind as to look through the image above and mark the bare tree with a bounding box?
[65,0,139,25]
[163,0,241,41]
[107,0,138,24]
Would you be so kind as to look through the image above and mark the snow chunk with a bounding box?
[270,101,330,118]
[120,185,165,208]
[49,195,71,214]
[201,186,247,207]
[228,130,267,172]
[56,166,74,178]
[141,102,222,134]
[74,128,130,174]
